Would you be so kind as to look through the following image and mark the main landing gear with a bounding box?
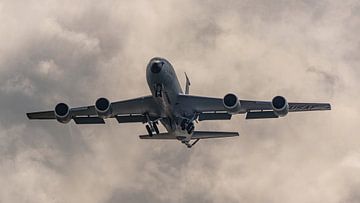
[145,121,160,137]
[180,119,195,135]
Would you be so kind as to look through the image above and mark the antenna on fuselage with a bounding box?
[185,72,191,95]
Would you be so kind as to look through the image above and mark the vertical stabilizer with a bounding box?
[185,72,191,95]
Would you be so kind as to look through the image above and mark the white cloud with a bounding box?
[0,0,359,203]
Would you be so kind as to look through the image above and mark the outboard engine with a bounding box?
[55,103,71,123]
[95,97,112,118]
[271,96,289,117]
[223,93,241,114]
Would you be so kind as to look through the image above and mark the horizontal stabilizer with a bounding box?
[192,131,239,139]
[139,131,239,140]
[246,111,278,119]
[115,115,159,123]
[139,133,177,140]
[185,72,191,95]
[73,117,105,124]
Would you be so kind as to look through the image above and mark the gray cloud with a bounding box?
[1,0,360,202]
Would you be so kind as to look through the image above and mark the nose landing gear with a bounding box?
[155,84,162,97]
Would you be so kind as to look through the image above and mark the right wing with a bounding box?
[27,96,161,124]
[177,95,331,120]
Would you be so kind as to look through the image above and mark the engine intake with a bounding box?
[271,96,289,117]
[95,97,112,118]
[223,93,241,114]
[55,103,71,123]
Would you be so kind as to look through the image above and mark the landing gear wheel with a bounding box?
[186,123,195,134]
[146,125,153,137]
[153,123,160,134]
[187,126,194,134]
[180,120,187,131]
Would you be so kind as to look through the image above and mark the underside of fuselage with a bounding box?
[145,57,196,145]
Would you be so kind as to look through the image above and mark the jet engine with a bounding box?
[95,97,112,118]
[55,103,71,123]
[223,93,241,114]
[271,96,289,117]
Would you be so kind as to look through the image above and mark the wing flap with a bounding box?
[73,117,105,124]
[246,111,278,119]
[198,112,232,121]
[27,111,55,120]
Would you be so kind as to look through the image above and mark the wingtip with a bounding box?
[26,113,32,119]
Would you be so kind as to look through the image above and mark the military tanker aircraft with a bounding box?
[27,57,331,148]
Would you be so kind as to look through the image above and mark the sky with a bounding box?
[0,0,359,202]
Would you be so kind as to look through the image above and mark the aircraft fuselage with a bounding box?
[146,57,192,140]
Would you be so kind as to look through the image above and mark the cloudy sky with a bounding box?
[0,0,359,202]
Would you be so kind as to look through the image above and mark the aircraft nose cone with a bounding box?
[150,61,163,74]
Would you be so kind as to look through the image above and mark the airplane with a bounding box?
[27,57,331,148]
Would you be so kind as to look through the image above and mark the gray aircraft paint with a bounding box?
[146,57,192,140]
[27,57,330,147]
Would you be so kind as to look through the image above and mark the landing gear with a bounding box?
[146,125,153,137]
[145,121,160,137]
[155,84,162,97]
[186,123,195,134]
[180,119,195,134]
[153,122,160,134]
[180,119,187,131]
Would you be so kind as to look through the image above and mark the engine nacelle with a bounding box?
[271,96,289,117]
[223,93,241,114]
[55,103,71,124]
[95,97,112,118]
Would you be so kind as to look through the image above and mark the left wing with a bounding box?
[27,96,161,124]
[177,95,331,120]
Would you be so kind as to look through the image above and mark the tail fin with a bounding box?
[185,72,191,95]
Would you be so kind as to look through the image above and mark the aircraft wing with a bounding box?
[27,96,161,124]
[177,95,331,120]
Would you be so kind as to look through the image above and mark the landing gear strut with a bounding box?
[146,125,153,136]
[153,122,160,134]
[180,119,195,135]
